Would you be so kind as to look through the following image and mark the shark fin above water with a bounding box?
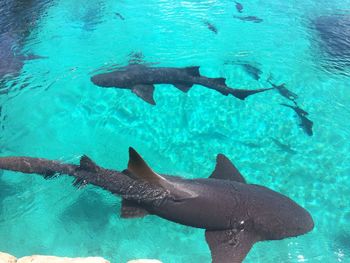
[120,199,150,218]
[131,84,156,105]
[209,154,246,183]
[205,229,258,263]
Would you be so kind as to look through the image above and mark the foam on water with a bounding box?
[0,0,350,262]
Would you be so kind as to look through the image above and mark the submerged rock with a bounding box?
[0,252,17,263]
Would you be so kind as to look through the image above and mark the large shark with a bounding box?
[91,65,272,105]
[0,147,314,262]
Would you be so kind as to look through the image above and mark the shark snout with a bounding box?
[91,74,103,86]
[91,73,111,87]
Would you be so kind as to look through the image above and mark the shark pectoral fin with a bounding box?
[174,83,193,93]
[209,154,246,183]
[131,84,156,105]
[127,147,165,186]
[205,229,257,263]
[185,66,200,76]
[79,155,100,173]
[120,199,149,218]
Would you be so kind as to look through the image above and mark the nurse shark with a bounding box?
[91,65,272,105]
[0,147,314,262]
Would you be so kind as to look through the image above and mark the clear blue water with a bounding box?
[1,0,350,262]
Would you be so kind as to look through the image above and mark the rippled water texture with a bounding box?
[1,0,350,262]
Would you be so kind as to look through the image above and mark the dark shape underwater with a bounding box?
[0,147,314,262]
[234,1,243,13]
[312,15,350,75]
[281,103,313,136]
[203,20,218,34]
[233,15,263,23]
[0,0,50,80]
[91,64,272,105]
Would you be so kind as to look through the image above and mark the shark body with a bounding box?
[0,148,314,262]
[91,65,271,105]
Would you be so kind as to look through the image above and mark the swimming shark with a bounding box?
[241,63,262,80]
[91,65,271,105]
[234,1,243,13]
[0,147,314,262]
[267,78,298,101]
[233,15,263,23]
[281,103,313,136]
[203,20,218,34]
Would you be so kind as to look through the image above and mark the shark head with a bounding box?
[90,72,113,87]
[91,70,132,88]
[248,185,314,241]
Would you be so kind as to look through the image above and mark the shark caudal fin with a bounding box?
[230,87,274,100]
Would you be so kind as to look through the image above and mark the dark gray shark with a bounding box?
[0,147,314,262]
[281,103,313,136]
[233,15,263,23]
[235,1,243,13]
[204,20,218,34]
[267,80,298,101]
[91,65,271,105]
[271,137,297,154]
[241,63,262,80]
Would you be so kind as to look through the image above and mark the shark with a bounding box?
[0,147,314,262]
[90,65,272,105]
[281,103,313,136]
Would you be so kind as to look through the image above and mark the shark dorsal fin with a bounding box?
[185,66,200,77]
[209,154,246,183]
[79,155,100,173]
[127,147,165,186]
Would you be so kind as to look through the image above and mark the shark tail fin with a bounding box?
[230,87,273,100]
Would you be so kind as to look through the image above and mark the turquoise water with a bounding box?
[1,0,350,262]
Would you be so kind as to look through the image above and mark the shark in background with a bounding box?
[0,147,314,262]
[91,64,272,105]
[0,0,50,80]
